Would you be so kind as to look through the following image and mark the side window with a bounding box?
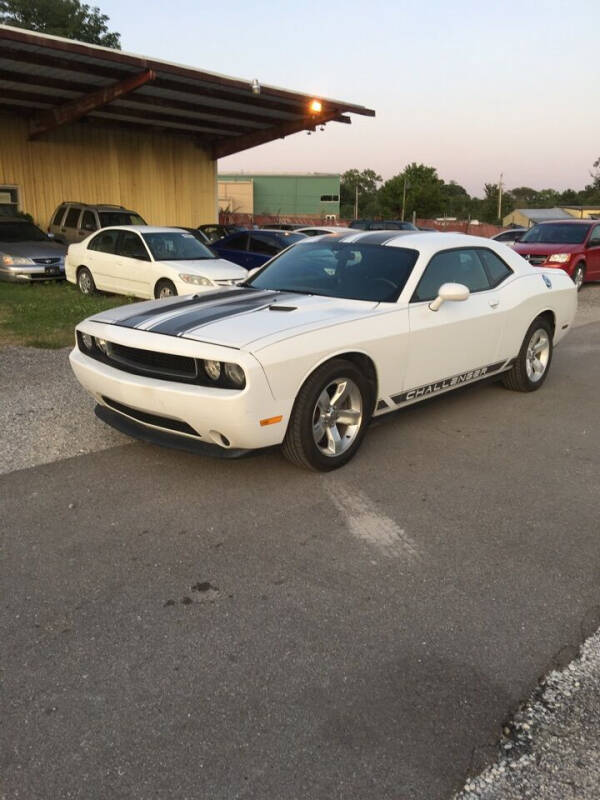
[52,205,66,226]
[495,232,512,242]
[116,231,150,260]
[413,249,490,302]
[587,226,600,247]
[64,207,82,228]
[201,226,221,242]
[222,233,248,251]
[81,210,97,232]
[249,234,280,255]
[88,229,119,254]
[477,249,513,287]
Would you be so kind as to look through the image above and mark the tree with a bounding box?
[440,180,471,219]
[378,163,445,220]
[0,0,121,48]
[340,169,382,219]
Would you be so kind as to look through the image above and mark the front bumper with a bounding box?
[0,265,65,282]
[69,347,290,451]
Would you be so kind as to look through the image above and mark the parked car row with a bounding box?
[3,200,599,296]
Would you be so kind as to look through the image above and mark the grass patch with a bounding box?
[0,281,136,348]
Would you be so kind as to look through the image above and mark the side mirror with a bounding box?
[429,282,470,311]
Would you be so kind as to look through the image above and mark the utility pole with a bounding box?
[354,183,359,219]
[401,179,408,221]
[497,172,503,223]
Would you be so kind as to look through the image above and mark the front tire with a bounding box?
[155,279,177,299]
[502,317,553,392]
[77,267,96,295]
[572,262,585,291]
[282,359,373,471]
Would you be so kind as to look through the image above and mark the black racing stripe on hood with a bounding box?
[115,288,258,328]
[144,290,279,336]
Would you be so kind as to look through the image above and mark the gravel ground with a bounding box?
[0,346,128,475]
[454,629,600,799]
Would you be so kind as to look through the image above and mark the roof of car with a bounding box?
[91,225,196,233]
[58,202,138,212]
[313,229,519,251]
[533,218,594,225]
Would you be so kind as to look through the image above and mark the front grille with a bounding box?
[214,278,243,286]
[76,332,243,389]
[102,396,199,437]
[107,341,198,380]
[33,257,62,265]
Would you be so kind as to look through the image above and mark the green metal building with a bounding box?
[218,172,340,218]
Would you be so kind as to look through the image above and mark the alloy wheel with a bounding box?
[525,329,550,382]
[311,378,363,457]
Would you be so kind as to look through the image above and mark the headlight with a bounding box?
[96,338,108,354]
[81,333,94,351]
[224,363,246,388]
[547,253,571,263]
[204,360,222,381]
[202,360,246,389]
[179,274,214,286]
[2,255,35,265]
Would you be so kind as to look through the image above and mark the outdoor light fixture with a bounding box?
[251,79,261,95]
[310,99,322,113]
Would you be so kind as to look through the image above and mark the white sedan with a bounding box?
[70,231,576,471]
[65,226,247,298]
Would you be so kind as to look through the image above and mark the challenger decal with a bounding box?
[391,360,507,405]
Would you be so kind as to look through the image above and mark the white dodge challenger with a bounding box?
[70,231,576,471]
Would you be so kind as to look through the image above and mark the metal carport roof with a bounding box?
[0,25,375,158]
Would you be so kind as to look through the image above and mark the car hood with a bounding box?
[514,242,582,255]
[92,287,378,349]
[159,258,246,278]
[0,240,67,258]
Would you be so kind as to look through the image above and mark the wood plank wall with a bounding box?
[0,114,217,228]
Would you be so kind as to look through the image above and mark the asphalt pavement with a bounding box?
[2,286,600,799]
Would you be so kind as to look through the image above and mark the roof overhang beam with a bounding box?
[212,113,352,159]
[28,69,156,139]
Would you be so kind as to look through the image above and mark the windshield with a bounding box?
[99,211,146,227]
[0,222,49,243]
[247,240,419,302]
[520,223,591,245]
[142,231,216,261]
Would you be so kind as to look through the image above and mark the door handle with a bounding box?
[489,299,499,309]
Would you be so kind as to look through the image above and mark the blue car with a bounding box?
[211,229,306,270]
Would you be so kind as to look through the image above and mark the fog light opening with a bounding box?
[209,430,231,448]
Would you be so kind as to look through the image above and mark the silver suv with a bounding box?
[48,202,146,245]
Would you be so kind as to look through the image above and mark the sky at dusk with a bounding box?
[99,0,599,197]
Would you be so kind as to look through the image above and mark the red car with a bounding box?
[513,219,600,290]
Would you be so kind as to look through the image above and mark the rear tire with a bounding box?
[77,267,96,295]
[282,358,373,471]
[572,262,585,291]
[502,317,553,392]
[155,279,177,299]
